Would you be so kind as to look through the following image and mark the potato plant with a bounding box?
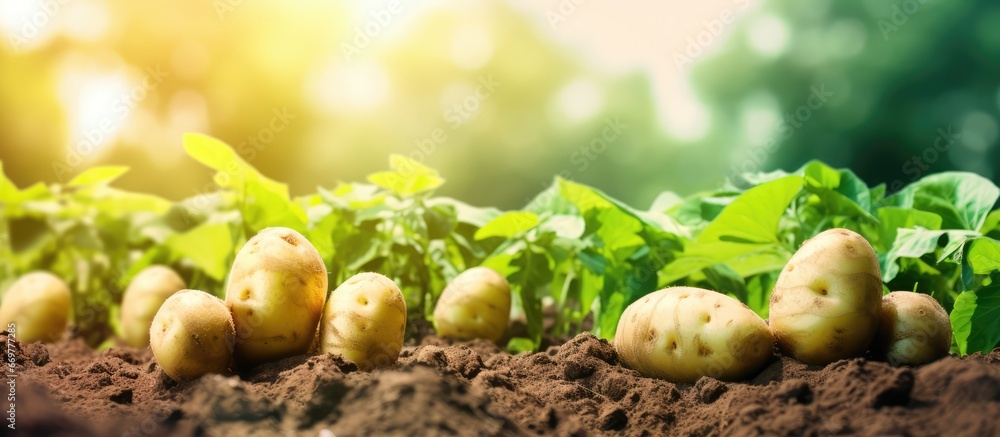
[3,135,1000,362]
[433,267,511,342]
[150,289,235,382]
[120,265,187,348]
[0,272,71,343]
[225,227,328,365]
[614,287,773,383]
[318,272,407,370]
[769,228,883,364]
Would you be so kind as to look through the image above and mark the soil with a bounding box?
[4,331,1000,437]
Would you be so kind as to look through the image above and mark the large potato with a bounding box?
[318,273,406,370]
[150,290,235,381]
[120,265,187,348]
[0,272,71,343]
[769,228,882,364]
[873,291,951,366]
[613,287,773,383]
[225,227,328,365]
[433,267,511,342]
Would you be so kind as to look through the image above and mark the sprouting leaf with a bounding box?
[475,212,539,240]
[67,166,130,187]
[183,133,289,197]
[951,284,1000,355]
[183,133,307,232]
[367,154,445,197]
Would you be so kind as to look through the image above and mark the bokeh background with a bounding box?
[1,0,998,209]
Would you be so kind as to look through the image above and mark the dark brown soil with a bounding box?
[4,331,999,436]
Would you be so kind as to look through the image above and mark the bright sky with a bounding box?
[505,0,761,142]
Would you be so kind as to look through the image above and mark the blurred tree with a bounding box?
[694,0,1000,192]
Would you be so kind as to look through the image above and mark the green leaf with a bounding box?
[367,154,445,197]
[875,207,943,251]
[951,284,1000,355]
[965,237,1000,275]
[558,178,687,235]
[183,133,289,197]
[881,228,979,282]
[506,337,535,354]
[475,212,539,240]
[508,246,552,350]
[983,210,1000,239]
[887,172,1000,231]
[539,214,585,239]
[661,176,803,283]
[183,133,306,231]
[698,175,803,245]
[67,166,129,187]
[164,223,234,282]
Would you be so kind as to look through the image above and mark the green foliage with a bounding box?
[2,144,999,355]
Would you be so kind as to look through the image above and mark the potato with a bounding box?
[318,272,406,370]
[873,291,951,366]
[150,290,235,382]
[225,227,328,365]
[120,265,187,348]
[613,287,773,383]
[433,267,511,342]
[769,228,882,364]
[0,272,71,343]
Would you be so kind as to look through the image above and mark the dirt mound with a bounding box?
[5,331,1000,436]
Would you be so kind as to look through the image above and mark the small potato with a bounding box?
[150,289,235,382]
[769,228,883,365]
[613,287,773,383]
[120,265,187,348]
[0,272,71,343]
[873,291,951,366]
[433,267,511,342]
[225,227,328,365]
[318,273,406,370]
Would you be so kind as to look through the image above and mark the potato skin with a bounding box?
[225,227,328,365]
[613,287,773,383]
[120,265,187,348]
[0,272,71,343]
[873,291,951,366]
[433,267,511,342]
[150,290,235,382]
[318,273,406,370]
[769,228,883,364]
